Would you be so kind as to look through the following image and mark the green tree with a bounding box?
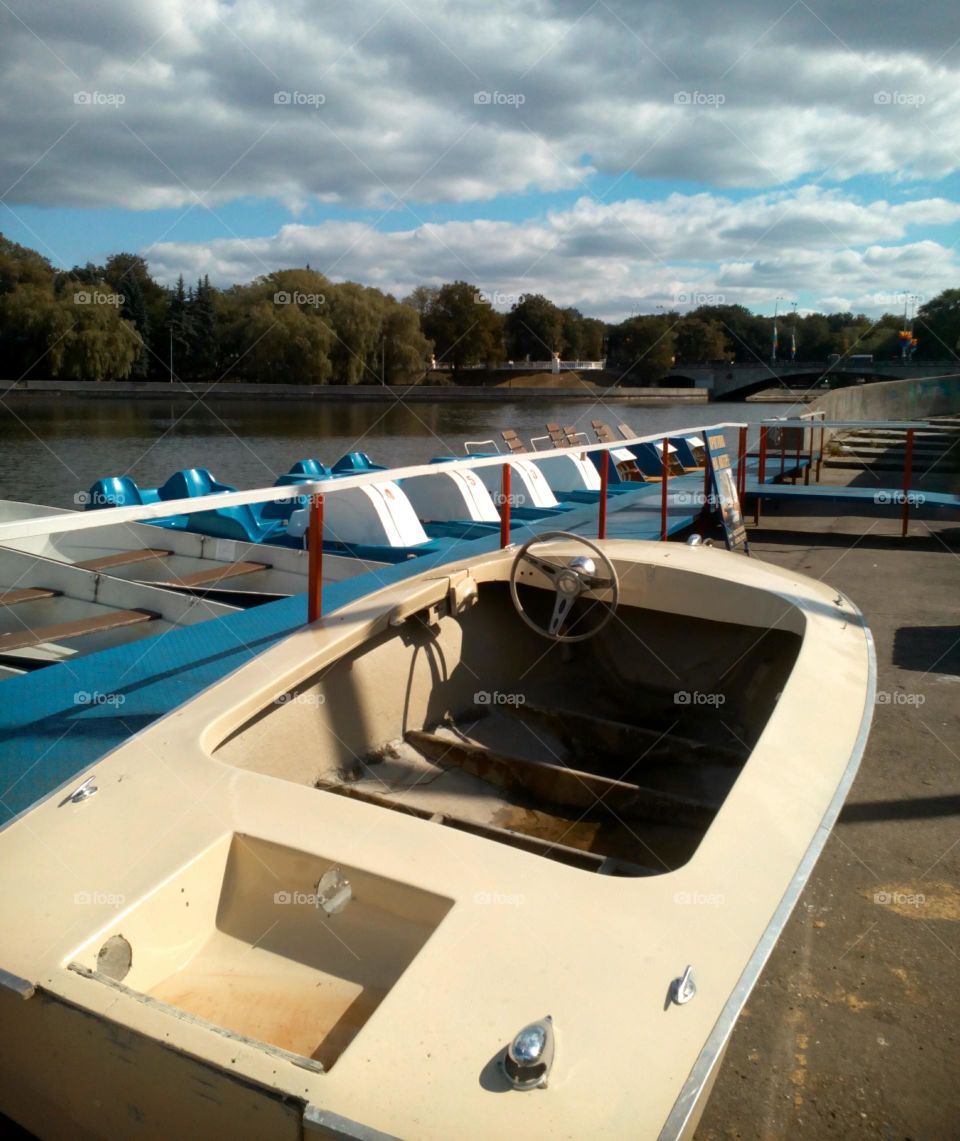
[383,302,432,384]
[580,317,606,360]
[915,289,960,358]
[673,317,729,363]
[691,303,769,362]
[184,275,219,380]
[505,293,563,361]
[422,282,504,375]
[323,281,384,385]
[606,315,675,385]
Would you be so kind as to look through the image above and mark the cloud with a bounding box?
[147,187,960,319]
[2,0,960,213]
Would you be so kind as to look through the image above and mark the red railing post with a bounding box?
[793,435,801,484]
[901,429,914,538]
[500,463,511,548]
[755,425,768,525]
[660,437,670,541]
[598,449,609,540]
[307,494,324,623]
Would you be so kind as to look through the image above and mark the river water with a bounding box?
[0,396,797,508]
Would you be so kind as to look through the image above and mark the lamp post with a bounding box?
[790,301,798,362]
[771,296,784,363]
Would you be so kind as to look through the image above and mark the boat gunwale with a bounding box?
[657,620,877,1140]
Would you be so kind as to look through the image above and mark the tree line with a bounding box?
[1,234,958,385]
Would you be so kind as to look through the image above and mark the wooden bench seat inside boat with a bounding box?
[0,608,158,653]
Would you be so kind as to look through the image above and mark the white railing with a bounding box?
[0,421,750,543]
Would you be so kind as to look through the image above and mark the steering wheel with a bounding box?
[509,531,620,643]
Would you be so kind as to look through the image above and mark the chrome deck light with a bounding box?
[503,1016,555,1090]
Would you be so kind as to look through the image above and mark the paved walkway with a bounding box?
[696,466,960,1140]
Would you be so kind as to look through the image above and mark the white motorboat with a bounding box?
[0,532,875,1138]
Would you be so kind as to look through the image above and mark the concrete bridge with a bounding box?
[664,360,960,399]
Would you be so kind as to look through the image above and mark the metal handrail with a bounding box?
[0,421,750,543]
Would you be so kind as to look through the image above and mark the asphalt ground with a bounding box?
[696,457,960,1141]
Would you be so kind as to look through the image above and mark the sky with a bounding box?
[1,0,959,321]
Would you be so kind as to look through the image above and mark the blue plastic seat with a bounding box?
[331,452,387,475]
[157,468,236,501]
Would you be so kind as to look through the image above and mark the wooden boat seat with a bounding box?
[618,423,701,475]
[316,779,659,876]
[75,548,173,571]
[591,421,646,481]
[0,609,158,653]
[0,587,60,606]
[500,429,526,454]
[545,422,569,448]
[405,729,718,825]
[153,561,270,589]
